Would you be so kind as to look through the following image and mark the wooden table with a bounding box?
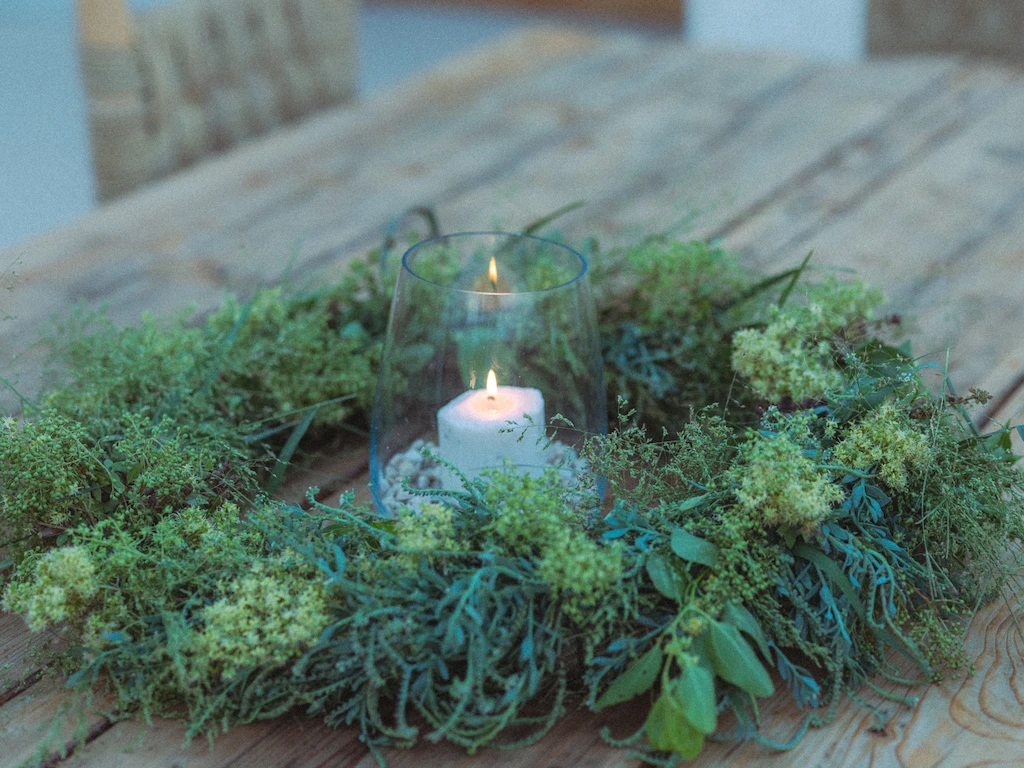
[4,24,1024,768]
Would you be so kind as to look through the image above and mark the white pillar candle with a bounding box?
[436,370,546,489]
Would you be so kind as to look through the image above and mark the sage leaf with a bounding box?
[721,602,771,660]
[674,664,717,735]
[595,644,663,710]
[644,692,705,757]
[708,621,774,698]
[670,527,719,568]
[646,554,680,601]
[676,494,707,512]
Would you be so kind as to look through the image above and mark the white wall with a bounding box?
[686,0,867,60]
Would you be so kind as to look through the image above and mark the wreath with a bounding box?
[2,215,1021,765]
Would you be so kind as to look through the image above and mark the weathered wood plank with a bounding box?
[0,613,37,698]
[564,55,965,242]
[59,689,646,767]
[58,715,366,768]
[0,677,111,768]
[1,613,69,710]
[939,207,1024,428]
[711,61,1017,267]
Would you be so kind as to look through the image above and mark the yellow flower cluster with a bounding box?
[394,503,464,553]
[481,470,623,620]
[732,317,843,403]
[195,562,329,679]
[536,528,624,617]
[732,432,843,533]
[732,278,883,403]
[832,403,930,491]
[2,546,99,631]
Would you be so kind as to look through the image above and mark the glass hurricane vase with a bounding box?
[370,231,607,514]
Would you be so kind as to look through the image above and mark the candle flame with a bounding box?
[486,369,498,399]
[488,256,498,289]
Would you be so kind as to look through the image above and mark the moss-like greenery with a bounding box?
[2,226,1022,767]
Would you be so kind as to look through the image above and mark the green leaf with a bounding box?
[676,494,707,512]
[674,664,717,735]
[265,404,320,495]
[708,621,774,698]
[645,554,681,602]
[793,544,867,620]
[644,693,705,757]
[595,644,663,710]
[721,603,771,660]
[125,461,145,486]
[670,527,719,568]
[720,253,811,313]
[777,249,814,308]
[521,200,586,235]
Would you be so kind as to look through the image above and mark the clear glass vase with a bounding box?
[370,231,607,514]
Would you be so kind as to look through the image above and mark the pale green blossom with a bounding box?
[732,432,843,533]
[2,546,99,631]
[732,278,883,402]
[196,562,329,679]
[394,503,463,553]
[833,403,930,491]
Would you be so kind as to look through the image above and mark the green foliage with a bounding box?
[0,411,254,565]
[42,254,389,448]
[598,238,757,432]
[2,224,1023,768]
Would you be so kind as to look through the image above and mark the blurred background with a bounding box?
[2,0,1018,251]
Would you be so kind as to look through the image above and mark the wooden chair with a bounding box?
[76,0,358,201]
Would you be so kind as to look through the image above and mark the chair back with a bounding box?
[77,0,357,201]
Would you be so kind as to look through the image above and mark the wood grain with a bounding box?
[0,676,112,768]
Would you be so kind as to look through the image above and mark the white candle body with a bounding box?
[436,386,546,489]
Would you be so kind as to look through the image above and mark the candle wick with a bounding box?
[487,394,496,402]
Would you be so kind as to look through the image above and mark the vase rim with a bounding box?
[400,231,589,295]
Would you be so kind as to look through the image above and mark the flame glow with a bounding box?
[488,256,498,287]
[486,369,498,398]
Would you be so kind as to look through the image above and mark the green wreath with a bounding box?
[2,215,1021,765]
